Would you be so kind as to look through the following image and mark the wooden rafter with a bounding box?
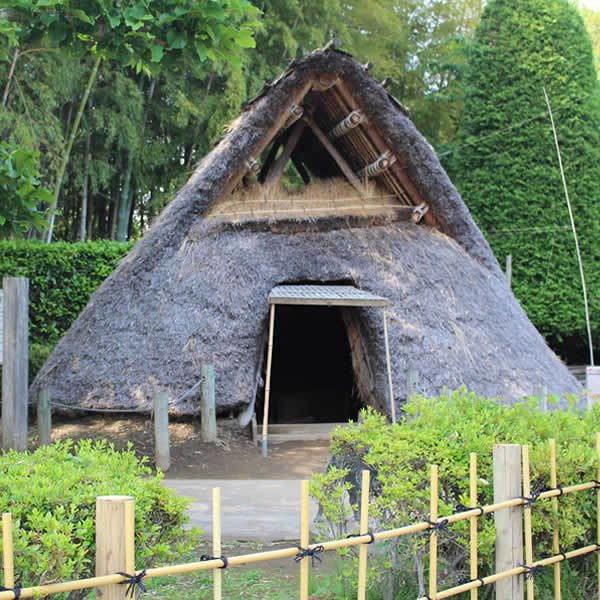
[265,119,307,186]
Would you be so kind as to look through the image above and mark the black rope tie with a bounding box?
[346,531,375,544]
[425,518,449,536]
[458,576,485,588]
[117,569,147,597]
[520,564,545,580]
[554,485,564,497]
[0,586,21,599]
[558,552,567,562]
[295,545,325,567]
[593,480,600,490]
[455,503,485,517]
[200,554,229,568]
[520,492,540,508]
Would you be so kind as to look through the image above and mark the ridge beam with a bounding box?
[301,115,364,195]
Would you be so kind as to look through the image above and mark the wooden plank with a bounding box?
[2,277,28,452]
[38,388,52,446]
[201,364,217,443]
[153,391,171,471]
[95,496,135,600]
[301,115,364,195]
[265,120,307,186]
[493,444,524,600]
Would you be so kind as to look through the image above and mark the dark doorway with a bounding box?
[256,305,360,423]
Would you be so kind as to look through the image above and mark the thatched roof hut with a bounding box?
[32,46,580,424]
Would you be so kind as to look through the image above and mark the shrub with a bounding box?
[0,440,198,600]
[311,389,600,600]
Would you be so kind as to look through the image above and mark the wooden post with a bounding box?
[522,446,534,600]
[469,453,478,600]
[506,255,512,287]
[213,487,222,600]
[429,465,439,600]
[357,470,370,600]
[262,305,276,457]
[95,496,135,600]
[153,391,170,471]
[2,513,14,590]
[300,480,310,600]
[38,388,52,446]
[2,277,28,452]
[493,444,524,600]
[382,307,396,424]
[549,439,561,600]
[407,368,419,399]
[596,433,600,599]
[201,364,217,443]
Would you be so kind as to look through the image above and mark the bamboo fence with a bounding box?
[1,435,600,600]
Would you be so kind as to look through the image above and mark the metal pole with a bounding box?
[382,307,396,423]
[262,304,276,456]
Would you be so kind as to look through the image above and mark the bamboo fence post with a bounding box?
[596,433,600,598]
[300,480,310,600]
[549,439,561,600]
[357,470,370,600]
[262,304,276,457]
[38,388,51,446]
[95,496,135,600]
[522,445,534,600]
[429,465,439,600]
[493,444,524,600]
[213,487,222,600]
[469,453,478,600]
[2,513,14,590]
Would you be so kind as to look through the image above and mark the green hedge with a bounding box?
[0,240,132,346]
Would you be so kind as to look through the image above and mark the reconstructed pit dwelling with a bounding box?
[32,46,581,432]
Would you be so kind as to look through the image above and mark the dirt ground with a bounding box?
[28,414,332,479]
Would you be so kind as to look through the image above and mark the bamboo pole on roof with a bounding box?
[522,446,534,600]
[357,470,370,600]
[300,480,310,600]
[429,465,439,600]
[2,513,14,590]
[549,439,561,600]
[469,453,478,600]
[213,487,222,600]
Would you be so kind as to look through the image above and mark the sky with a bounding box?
[581,0,600,10]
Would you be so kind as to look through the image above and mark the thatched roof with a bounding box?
[31,47,581,417]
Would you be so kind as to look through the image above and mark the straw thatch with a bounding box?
[31,47,580,418]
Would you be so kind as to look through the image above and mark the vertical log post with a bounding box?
[406,368,419,400]
[2,277,28,451]
[201,364,217,443]
[2,513,14,590]
[357,470,370,600]
[262,305,276,457]
[382,307,396,424]
[493,444,524,600]
[38,388,52,446]
[95,496,135,600]
[153,391,170,472]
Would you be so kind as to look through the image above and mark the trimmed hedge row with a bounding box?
[0,241,132,346]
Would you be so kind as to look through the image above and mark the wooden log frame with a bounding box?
[300,114,364,195]
[334,81,441,230]
[264,119,307,186]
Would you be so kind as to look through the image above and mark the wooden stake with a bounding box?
[153,391,170,471]
[95,496,135,600]
[549,439,561,600]
[506,255,512,288]
[262,304,276,456]
[357,470,370,600]
[201,364,217,443]
[300,480,310,600]
[382,307,396,423]
[522,445,534,600]
[429,465,439,600]
[213,487,222,600]
[469,453,478,600]
[2,513,14,590]
[38,388,52,446]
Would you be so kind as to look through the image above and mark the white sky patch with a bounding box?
[580,0,600,10]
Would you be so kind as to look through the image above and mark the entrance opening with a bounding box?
[256,305,360,424]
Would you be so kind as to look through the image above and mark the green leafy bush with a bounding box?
[0,240,132,346]
[311,389,600,600]
[0,440,197,600]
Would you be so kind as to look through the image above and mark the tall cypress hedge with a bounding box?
[0,241,132,347]
[448,0,600,363]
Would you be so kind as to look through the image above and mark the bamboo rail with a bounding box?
[1,445,600,600]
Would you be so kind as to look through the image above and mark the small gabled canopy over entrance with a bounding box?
[260,284,394,455]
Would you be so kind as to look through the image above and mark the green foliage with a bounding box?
[0,440,197,599]
[447,0,600,362]
[582,6,600,74]
[0,240,131,345]
[0,141,52,238]
[311,390,600,599]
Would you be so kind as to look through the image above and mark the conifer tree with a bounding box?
[448,0,600,362]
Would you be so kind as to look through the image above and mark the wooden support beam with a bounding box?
[291,156,311,184]
[258,138,283,183]
[334,82,441,230]
[301,115,364,195]
[265,120,307,186]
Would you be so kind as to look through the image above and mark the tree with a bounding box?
[448,0,600,363]
[582,6,600,73]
